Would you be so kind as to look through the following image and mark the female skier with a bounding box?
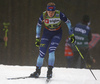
[30,2,75,79]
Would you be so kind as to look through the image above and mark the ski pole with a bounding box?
[3,22,10,47]
[73,43,97,80]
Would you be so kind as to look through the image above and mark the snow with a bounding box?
[0,64,100,84]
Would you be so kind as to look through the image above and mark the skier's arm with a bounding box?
[36,25,42,38]
[36,14,43,38]
[60,12,73,35]
[60,12,75,43]
[65,19,73,35]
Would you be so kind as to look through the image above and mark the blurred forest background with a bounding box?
[0,0,100,69]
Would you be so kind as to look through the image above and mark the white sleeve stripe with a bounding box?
[39,17,42,22]
[37,23,42,26]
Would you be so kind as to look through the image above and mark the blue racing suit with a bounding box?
[35,10,73,67]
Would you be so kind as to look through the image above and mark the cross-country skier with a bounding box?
[30,2,75,79]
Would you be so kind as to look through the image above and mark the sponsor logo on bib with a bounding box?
[44,18,61,24]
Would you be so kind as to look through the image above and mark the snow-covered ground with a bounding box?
[0,64,100,84]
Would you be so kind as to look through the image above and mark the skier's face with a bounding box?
[47,11,55,18]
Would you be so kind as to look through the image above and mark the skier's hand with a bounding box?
[69,34,75,43]
[35,38,40,47]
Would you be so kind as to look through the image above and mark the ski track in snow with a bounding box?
[0,64,100,84]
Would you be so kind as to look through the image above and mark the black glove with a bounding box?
[35,38,40,47]
[69,34,75,43]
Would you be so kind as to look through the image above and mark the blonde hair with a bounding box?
[47,2,55,6]
[42,2,55,22]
